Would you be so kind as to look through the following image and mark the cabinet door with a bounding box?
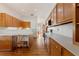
[52,7,57,25]
[0,13,3,26]
[57,3,64,24]
[0,36,12,51]
[50,39,55,55]
[0,13,6,27]
[12,17,17,27]
[20,21,31,28]
[6,14,13,27]
[20,21,25,28]
[76,3,79,23]
[62,48,74,56]
[63,3,73,22]
[14,18,19,27]
[2,13,6,27]
[12,17,20,27]
[50,39,61,56]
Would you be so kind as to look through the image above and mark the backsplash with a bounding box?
[48,23,73,38]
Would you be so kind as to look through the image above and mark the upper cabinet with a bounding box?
[52,7,57,25]
[56,3,73,24]
[0,13,31,28]
[56,3,64,24]
[5,14,13,27]
[47,3,74,26]
[12,17,20,27]
[20,21,31,28]
[63,3,74,22]
[76,3,79,23]
[0,13,6,27]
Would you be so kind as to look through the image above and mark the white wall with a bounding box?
[48,23,73,38]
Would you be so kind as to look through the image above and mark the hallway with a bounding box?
[0,35,48,56]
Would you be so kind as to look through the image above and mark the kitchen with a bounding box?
[0,3,79,56]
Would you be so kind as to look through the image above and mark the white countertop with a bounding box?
[0,29,32,36]
[47,33,79,56]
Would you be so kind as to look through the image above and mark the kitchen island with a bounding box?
[0,35,30,51]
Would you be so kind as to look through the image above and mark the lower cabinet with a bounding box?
[50,38,62,56]
[0,36,12,51]
[62,48,74,56]
[49,38,74,56]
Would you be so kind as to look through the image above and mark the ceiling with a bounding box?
[1,3,56,23]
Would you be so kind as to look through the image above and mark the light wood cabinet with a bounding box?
[5,14,13,27]
[63,3,73,22]
[12,17,20,27]
[51,7,57,25]
[20,21,31,28]
[0,13,31,28]
[56,3,64,24]
[56,3,73,24]
[48,38,74,56]
[12,17,17,27]
[50,38,61,56]
[0,13,6,27]
[48,3,73,26]
[0,36,12,51]
[0,13,17,27]
[62,48,74,56]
